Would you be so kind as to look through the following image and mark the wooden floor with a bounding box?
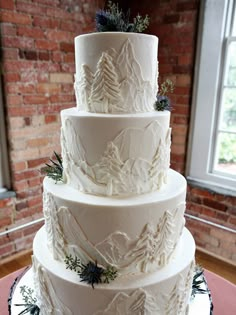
[0,249,236,284]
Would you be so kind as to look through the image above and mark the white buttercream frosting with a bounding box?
[31,226,195,315]
[61,109,171,196]
[43,170,186,274]
[74,32,158,113]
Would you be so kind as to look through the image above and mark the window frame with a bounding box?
[186,0,236,195]
[0,74,11,194]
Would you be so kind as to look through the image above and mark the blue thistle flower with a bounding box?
[154,95,172,111]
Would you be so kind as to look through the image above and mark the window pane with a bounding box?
[225,42,236,86]
[220,87,236,132]
[214,132,236,175]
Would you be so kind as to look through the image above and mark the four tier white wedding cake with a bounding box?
[29,32,196,315]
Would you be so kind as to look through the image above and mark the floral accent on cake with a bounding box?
[95,1,150,33]
[43,190,185,275]
[74,38,157,113]
[93,288,159,315]
[65,254,117,288]
[32,256,72,315]
[61,118,170,196]
[15,285,40,315]
[155,79,174,111]
[41,151,63,183]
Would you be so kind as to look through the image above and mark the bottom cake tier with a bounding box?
[13,226,198,315]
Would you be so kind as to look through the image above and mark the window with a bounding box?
[187,0,236,195]
[0,75,11,194]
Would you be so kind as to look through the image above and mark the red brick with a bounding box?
[46,29,73,42]
[28,196,42,207]
[12,161,27,172]
[36,83,61,94]
[203,198,228,212]
[1,23,16,36]
[35,39,58,50]
[0,244,15,257]
[27,137,50,148]
[2,36,34,49]
[6,94,22,106]
[0,11,32,25]
[39,51,50,61]
[27,157,48,168]
[16,1,46,15]
[23,95,49,105]
[45,115,57,124]
[60,42,74,53]
[4,72,20,82]
[8,106,37,117]
[17,26,45,39]
[0,0,14,9]
[33,16,60,29]
[16,201,28,211]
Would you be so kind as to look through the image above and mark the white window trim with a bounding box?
[186,0,236,195]
[0,74,11,193]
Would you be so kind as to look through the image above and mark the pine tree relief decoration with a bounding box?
[74,65,94,111]
[89,52,122,113]
[43,191,66,260]
[74,39,156,113]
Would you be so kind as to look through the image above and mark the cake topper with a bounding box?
[95,1,149,33]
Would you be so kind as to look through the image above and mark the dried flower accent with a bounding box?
[154,79,174,111]
[65,254,118,288]
[41,151,63,183]
[96,1,149,33]
[191,265,209,298]
[15,285,40,314]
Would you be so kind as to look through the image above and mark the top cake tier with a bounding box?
[74,32,158,114]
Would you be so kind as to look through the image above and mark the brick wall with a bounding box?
[118,0,236,264]
[0,0,103,259]
[0,0,235,265]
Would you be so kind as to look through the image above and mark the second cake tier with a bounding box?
[61,108,171,196]
[43,169,186,275]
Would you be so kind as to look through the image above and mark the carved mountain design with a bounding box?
[32,256,72,315]
[62,118,171,196]
[74,39,156,113]
[43,189,184,273]
[162,261,195,315]
[93,288,160,315]
[96,209,181,271]
[43,191,109,267]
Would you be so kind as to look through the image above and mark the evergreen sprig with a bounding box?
[42,151,63,183]
[65,254,118,288]
[191,266,209,298]
[154,79,174,111]
[15,285,40,315]
[96,1,149,33]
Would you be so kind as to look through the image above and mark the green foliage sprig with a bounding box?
[154,79,174,111]
[96,1,149,33]
[15,285,40,315]
[42,151,63,183]
[65,254,118,288]
[191,266,209,298]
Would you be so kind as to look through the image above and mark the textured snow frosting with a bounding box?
[74,32,158,113]
[61,108,171,196]
[43,169,186,275]
[32,226,195,315]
